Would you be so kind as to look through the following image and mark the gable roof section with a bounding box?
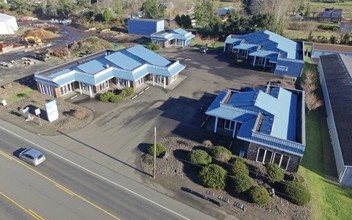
[34,45,185,86]
[127,45,171,66]
[225,30,300,60]
[320,53,352,165]
[0,13,15,21]
[206,85,303,155]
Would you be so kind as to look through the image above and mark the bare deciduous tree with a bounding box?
[301,70,323,113]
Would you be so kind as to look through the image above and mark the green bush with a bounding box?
[199,164,227,189]
[212,146,232,162]
[147,143,166,157]
[283,180,311,206]
[189,149,212,166]
[121,87,134,97]
[265,163,284,183]
[249,186,271,206]
[99,91,114,102]
[146,43,160,51]
[232,173,253,193]
[317,24,339,31]
[230,159,249,176]
[109,94,124,103]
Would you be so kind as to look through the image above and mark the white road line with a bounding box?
[0,126,190,220]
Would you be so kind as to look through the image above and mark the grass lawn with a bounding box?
[283,29,340,42]
[299,62,352,219]
[4,87,33,106]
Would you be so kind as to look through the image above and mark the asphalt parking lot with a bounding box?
[45,47,294,180]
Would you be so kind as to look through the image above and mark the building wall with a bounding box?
[318,60,346,183]
[128,19,165,36]
[247,143,301,172]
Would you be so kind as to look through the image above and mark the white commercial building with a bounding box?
[0,13,18,35]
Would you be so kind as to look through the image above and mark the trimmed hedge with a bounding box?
[199,164,227,189]
[249,186,271,205]
[109,94,124,103]
[212,146,232,162]
[317,24,339,31]
[99,91,114,102]
[266,163,284,183]
[146,43,160,51]
[230,159,249,176]
[283,180,311,206]
[189,149,212,166]
[121,87,134,97]
[232,173,253,193]
[147,143,166,157]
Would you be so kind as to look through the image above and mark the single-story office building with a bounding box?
[205,84,305,172]
[150,28,195,48]
[224,30,304,77]
[34,45,185,98]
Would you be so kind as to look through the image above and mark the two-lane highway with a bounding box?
[0,127,215,220]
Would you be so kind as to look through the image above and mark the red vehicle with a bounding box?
[18,17,29,22]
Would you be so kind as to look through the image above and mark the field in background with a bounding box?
[310,0,352,20]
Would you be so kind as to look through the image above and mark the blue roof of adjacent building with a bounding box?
[206,85,304,156]
[34,45,185,86]
[150,28,195,42]
[224,30,304,77]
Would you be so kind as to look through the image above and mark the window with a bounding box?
[264,151,273,164]
[272,152,290,170]
[276,65,288,72]
[224,120,235,130]
[257,148,265,163]
[100,80,109,91]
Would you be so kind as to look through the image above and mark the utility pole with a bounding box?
[153,127,157,178]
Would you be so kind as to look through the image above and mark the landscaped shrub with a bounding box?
[147,143,166,157]
[121,87,134,97]
[199,164,227,189]
[189,149,212,166]
[283,180,311,206]
[265,163,284,183]
[99,91,114,102]
[230,159,249,176]
[109,94,124,103]
[146,42,160,51]
[212,146,232,162]
[249,186,271,205]
[231,173,253,193]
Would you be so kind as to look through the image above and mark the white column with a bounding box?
[89,85,92,98]
[232,121,237,138]
[263,57,266,68]
[79,82,82,94]
[253,56,256,66]
[246,50,249,59]
[153,74,155,86]
[163,77,166,89]
[214,117,218,133]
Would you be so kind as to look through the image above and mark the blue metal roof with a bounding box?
[206,86,302,154]
[35,45,185,87]
[172,28,188,35]
[274,58,304,77]
[233,44,258,50]
[127,45,171,66]
[105,52,142,70]
[249,50,278,58]
[151,28,195,41]
[224,36,241,44]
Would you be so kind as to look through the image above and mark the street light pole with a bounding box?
[153,127,156,178]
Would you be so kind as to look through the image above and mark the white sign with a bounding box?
[35,108,41,116]
[2,99,7,106]
[45,100,59,122]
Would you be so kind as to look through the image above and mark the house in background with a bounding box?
[317,8,342,23]
[128,19,165,36]
[205,84,305,172]
[0,13,18,35]
[318,53,352,186]
[311,43,352,60]
[224,30,304,77]
[339,21,352,33]
[34,45,185,98]
[150,28,195,48]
